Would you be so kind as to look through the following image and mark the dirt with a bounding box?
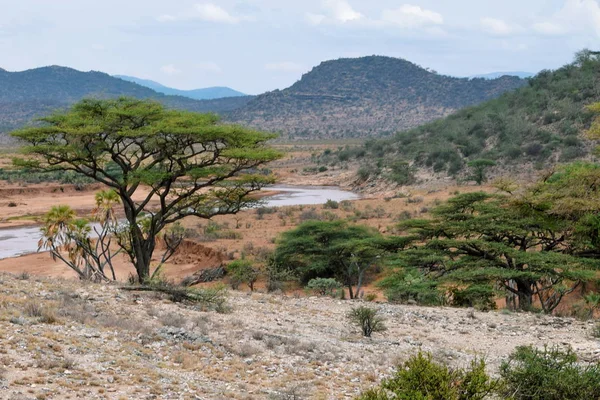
[0,272,598,400]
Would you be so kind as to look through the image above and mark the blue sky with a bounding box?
[0,0,598,94]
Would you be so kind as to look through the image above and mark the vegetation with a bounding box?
[273,220,408,299]
[358,352,498,399]
[306,278,343,296]
[385,173,599,312]
[351,50,600,179]
[230,56,525,139]
[13,98,281,282]
[347,306,387,337]
[499,345,600,400]
[226,259,259,291]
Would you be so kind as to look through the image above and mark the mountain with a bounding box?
[342,52,600,179]
[0,66,252,135]
[470,71,535,80]
[229,56,527,138]
[114,75,246,100]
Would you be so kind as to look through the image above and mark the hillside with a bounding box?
[229,56,526,138]
[114,75,246,100]
[0,66,252,135]
[470,71,534,79]
[340,51,600,182]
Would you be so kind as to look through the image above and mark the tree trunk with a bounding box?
[347,284,354,300]
[516,279,534,311]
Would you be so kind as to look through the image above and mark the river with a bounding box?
[0,185,359,260]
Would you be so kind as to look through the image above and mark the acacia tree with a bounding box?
[273,220,408,299]
[467,159,496,185]
[394,192,597,312]
[14,98,281,282]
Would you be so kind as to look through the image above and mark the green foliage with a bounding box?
[388,160,416,185]
[499,345,600,400]
[379,268,445,306]
[351,50,600,176]
[467,159,496,185]
[273,220,406,299]
[451,285,497,311]
[12,98,281,282]
[358,352,498,400]
[386,188,598,312]
[306,278,343,296]
[226,260,259,291]
[347,306,387,337]
[323,199,339,209]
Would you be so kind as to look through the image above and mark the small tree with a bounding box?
[347,306,386,337]
[467,159,496,185]
[226,259,259,291]
[13,98,281,282]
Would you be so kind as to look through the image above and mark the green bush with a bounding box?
[226,260,259,291]
[358,352,498,400]
[306,278,342,296]
[380,269,445,306]
[499,345,600,400]
[347,306,386,337]
[323,199,339,209]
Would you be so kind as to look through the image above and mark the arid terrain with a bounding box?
[1,272,599,400]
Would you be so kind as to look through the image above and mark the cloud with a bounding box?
[265,62,306,73]
[160,64,181,75]
[194,3,251,24]
[532,21,567,36]
[480,17,516,36]
[532,0,600,37]
[196,62,222,73]
[323,0,363,22]
[381,5,443,28]
[156,14,177,23]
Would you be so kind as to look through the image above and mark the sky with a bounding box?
[0,0,598,94]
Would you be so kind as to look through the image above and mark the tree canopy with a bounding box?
[13,98,282,282]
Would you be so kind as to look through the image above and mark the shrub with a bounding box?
[358,352,498,400]
[226,260,259,291]
[323,199,339,209]
[347,306,386,337]
[499,345,600,400]
[306,278,342,296]
[592,323,600,338]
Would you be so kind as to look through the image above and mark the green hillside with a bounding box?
[344,51,600,180]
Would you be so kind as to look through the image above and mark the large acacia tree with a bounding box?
[12,98,281,282]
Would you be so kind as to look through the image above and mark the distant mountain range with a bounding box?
[469,71,535,80]
[0,66,252,136]
[114,75,246,100]
[0,58,528,141]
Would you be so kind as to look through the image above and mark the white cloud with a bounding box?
[480,17,516,36]
[322,0,363,23]
[156,14,177,22]
[532,21,567,36]
[305,13,327,25]
[265,62,306,73]
[160,64,181,75]
[195,3,250,24]
[532,0,600,37]
[196,62,222,73]
[381,5,443,28]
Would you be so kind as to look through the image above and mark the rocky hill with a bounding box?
[341,50,600,180]
[0,66,252,135]
[114,75,246,100]
[230,56,526,138]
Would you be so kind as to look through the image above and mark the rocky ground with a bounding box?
[0,272,599,400]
